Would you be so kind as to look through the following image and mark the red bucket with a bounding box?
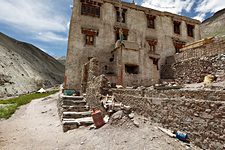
[92,109,105,128]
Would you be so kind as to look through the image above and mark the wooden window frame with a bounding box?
[82,28,98,46]
[187,24,194,37]
[173,39,186,53]
[147,15,156,29]
[174,21,181,35]
[85,35,94,45]
[114,27,129,42]
[115,7,127,23]
[147,39,157,53]
[80,0,101,18]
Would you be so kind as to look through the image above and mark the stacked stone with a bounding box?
[172,53,225,84]
[112,88,225,149]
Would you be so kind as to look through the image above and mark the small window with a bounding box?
[115,32,128,41]
[114,27,129,42]
[187,24,194,37]
[81,1,101,18]
[82,28,98,46]
[115,7,126,23]
[147,39,157,53]
[147,15,156,29]
[174,21,181,34]
[173,39,186,53]
[86,35,94,45]
[125,64,139,74]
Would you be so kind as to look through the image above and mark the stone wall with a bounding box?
[161,52,225,84]
[85,75,111,113]
[112,89,225,149]
[173,37,225,63]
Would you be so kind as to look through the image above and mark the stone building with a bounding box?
[65,0,201,90]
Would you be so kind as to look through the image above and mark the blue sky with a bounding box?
[0,0,224,57]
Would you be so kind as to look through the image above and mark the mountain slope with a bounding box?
[0,32,64,97]
[201,8,225,38]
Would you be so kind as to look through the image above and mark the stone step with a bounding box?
[62,111,92,119]
[62,100,87,106]
[62,117,93,132]
[62,105,90,112]
[60,95,84,101]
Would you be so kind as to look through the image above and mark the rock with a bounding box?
[89,124,96,130]
[194,113,199,117]
[111,110,123,120]
[205,109,211,113]
[133,119,139,128]
[103,115,110,123]
[128,112,134,119]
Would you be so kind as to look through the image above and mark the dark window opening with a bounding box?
[81,1,101,18]
[86,35,94,45]
[174,21,181,34]
[147,15,156,29]
[115,7,127,23]
[153,58,159,70]
[125,64,139,74]
[187,24,194,37]
[147,39,157,53]
[104,65,108,70]
[109,54,114,62]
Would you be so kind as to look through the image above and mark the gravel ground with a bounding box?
[0,93,201,150]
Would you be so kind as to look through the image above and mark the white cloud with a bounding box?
[0,0,70,42]
[194,0,225,21]
[37,32,67,42]
[141,0,195,15]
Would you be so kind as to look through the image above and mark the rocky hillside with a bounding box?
[201,8,225,38]
[0,32,65,97]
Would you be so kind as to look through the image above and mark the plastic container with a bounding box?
[175,131,188,142]
[63,89,75,96]
[92,109,105,128]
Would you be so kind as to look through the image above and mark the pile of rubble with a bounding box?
[172,53,225,84]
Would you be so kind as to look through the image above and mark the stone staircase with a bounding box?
[58,95,94,132]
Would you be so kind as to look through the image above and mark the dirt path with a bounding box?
[0,93,199,150]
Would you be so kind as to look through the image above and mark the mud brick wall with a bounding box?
[86,75,111,113]
[113,89,225,149]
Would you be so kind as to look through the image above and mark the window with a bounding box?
[86,35,94,45]
[147,15,156,29]
[82,28,98,46]
[115,7,127,23]
[174,21,181,34]
[81,0,101,18]
[147,39,157,53]
[125,64,139,74]
[114,27,129,42]
[173,39,186,53]
[187,24,194,37]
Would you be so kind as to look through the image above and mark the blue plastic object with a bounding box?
[176,131,188,142]
[63,89,75,96]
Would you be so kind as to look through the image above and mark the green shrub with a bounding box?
[0,90,58,119]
